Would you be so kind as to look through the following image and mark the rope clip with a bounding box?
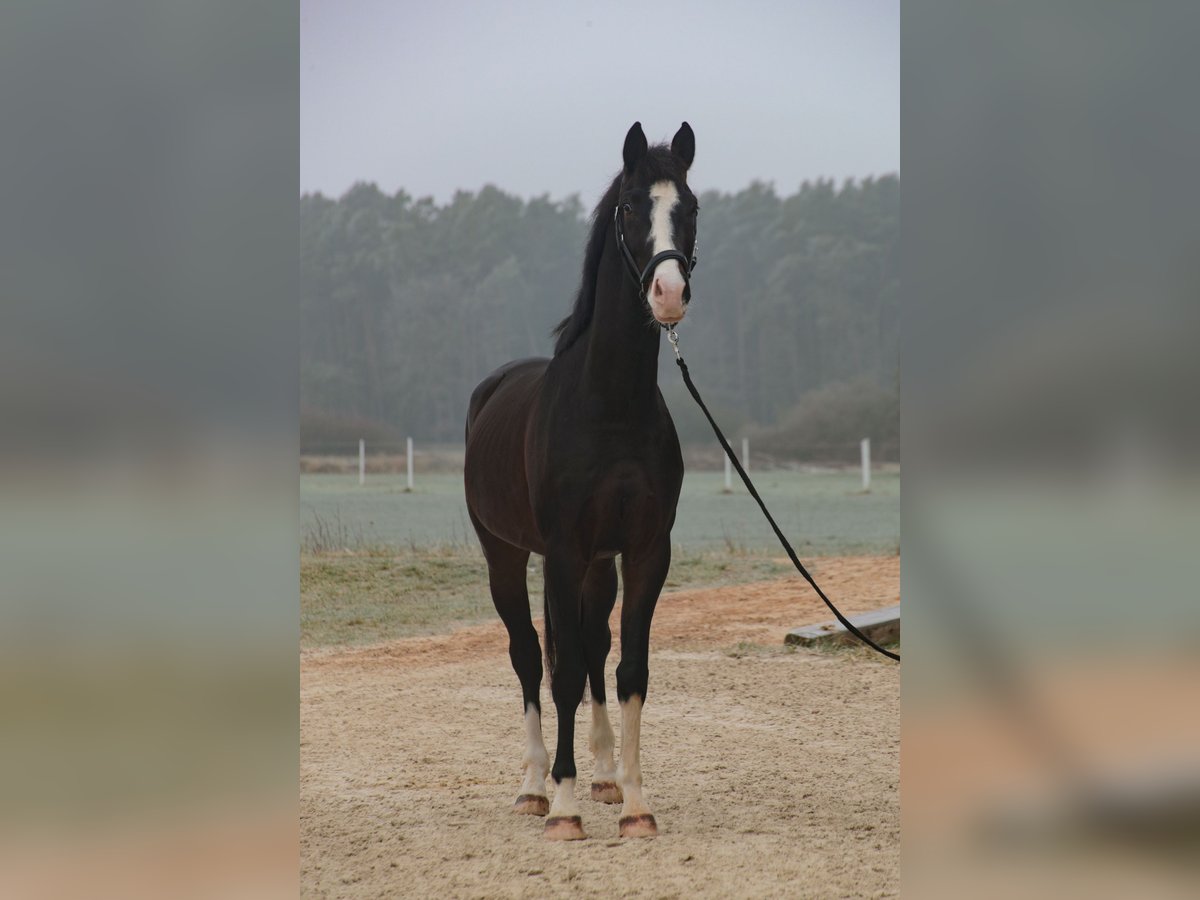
[665,325,681,361]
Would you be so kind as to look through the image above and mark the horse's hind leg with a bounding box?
[469,515,548,816]
[581,559,621,805]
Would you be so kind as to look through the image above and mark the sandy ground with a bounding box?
[301,556,900,899]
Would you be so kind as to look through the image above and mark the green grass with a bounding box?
[300,468,899,648]
[301,548,499,647]
[301,469,899,555]
[303,545,811,649]
[662,551,792,589]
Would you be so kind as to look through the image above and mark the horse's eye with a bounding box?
[621,203,632,216]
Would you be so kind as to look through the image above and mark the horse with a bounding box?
[463,122,698,841]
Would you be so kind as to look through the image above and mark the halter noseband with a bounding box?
[613,203,699,304]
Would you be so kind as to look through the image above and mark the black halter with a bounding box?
[613,203,698,304]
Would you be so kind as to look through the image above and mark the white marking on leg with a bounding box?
[548,776,581,819]
[518,703,549,798]
[589,698,618,785]
[618,695,652,818]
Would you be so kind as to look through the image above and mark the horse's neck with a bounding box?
[578,244,662,419]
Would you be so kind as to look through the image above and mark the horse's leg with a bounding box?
[581,558,621,804]
[543,549,589,840]
[615,540,671,838]
[469,513,547,816]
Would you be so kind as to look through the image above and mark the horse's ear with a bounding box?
[671,122,695,170]
[623,122,647,175]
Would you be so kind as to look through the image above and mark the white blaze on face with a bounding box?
[647,180,687,323]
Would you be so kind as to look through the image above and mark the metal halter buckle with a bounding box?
[665,325,681,360]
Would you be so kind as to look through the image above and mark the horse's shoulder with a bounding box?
[472,357,547,397]
[468,357,549,423]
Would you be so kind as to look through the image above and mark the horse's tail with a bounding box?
[542,591,593,705]
[542,588,555,693]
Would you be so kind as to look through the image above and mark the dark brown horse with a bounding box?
[464,122,698,841]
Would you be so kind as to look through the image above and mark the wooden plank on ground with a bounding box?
[784,604,900,649]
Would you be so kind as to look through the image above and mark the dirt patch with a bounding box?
[302,556,899,898]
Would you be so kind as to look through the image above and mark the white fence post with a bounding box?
[724,452,732,492]
[742,437,749,473]
[861,438,871,492]
[358,438,365,486]
[406,436,414,491]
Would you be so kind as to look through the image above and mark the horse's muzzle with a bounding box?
[649,268,688,324]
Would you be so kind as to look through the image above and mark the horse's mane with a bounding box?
[552,147,685,356]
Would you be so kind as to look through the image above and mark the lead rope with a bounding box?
[665,326,899,662]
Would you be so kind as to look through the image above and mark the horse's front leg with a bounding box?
[543,550,589,840]
[615,541,671,838]
[581,558,621,804]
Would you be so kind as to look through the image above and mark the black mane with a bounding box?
[552,147,686,356]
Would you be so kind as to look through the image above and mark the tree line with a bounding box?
[301,174,898,459]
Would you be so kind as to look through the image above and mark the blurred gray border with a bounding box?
[0,1,299,890]
[904,3,1200,894]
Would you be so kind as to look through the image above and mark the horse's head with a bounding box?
[616,122,697,326]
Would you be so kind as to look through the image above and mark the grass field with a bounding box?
[300,469,898,648]
[300,469,899,555]
[300,546,803,648]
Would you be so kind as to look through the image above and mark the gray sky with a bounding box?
[301,0,898,203]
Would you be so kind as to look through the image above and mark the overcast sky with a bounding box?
[301,0,898,203]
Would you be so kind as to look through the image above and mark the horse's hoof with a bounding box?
[513,794,549,816]
[618,814,658,838]
[590,782,623,804]
[543,815,587,841]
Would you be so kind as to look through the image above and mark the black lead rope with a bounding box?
[667,328,900,662]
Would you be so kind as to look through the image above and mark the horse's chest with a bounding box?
[539,459,679,555]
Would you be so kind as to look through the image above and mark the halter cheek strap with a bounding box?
[614,204,698,303]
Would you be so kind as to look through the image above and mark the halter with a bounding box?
[613,202,699,305]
